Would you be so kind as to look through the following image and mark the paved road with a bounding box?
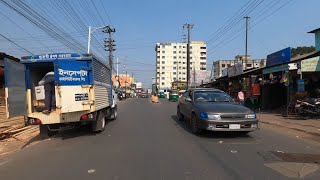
[1,99,320,180]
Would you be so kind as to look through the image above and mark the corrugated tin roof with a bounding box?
[308,28,320,33]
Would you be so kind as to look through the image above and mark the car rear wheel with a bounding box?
[191,114,202,135]
[177,107,184,121]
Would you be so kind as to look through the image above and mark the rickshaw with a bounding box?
[159,92,165,98]
[169,90,179,102]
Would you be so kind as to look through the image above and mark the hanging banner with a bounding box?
[301,56,320,72]
[297,79,305,92]
[228,63,243,77]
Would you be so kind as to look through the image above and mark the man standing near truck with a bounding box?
[39,72,55,114]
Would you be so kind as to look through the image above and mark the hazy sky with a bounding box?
[0,0,319,88]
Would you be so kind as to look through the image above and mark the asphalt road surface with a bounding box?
[1,98,320,180]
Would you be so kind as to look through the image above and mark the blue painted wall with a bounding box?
[316,31,320,51]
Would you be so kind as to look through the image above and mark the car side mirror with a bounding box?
[186,97,192,102]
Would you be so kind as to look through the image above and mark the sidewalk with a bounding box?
[259,113,320,138]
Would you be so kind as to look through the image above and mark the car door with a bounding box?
[178,90,188,115]
[184,90,193,119]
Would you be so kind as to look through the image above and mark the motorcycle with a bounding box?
[117,92,125,101]
[296,98,320,119]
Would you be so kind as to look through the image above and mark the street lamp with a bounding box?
[87,25,108,54]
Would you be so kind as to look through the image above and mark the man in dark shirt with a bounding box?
[39,72,55,114]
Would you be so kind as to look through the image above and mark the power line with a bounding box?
[0,33,33,54]
[99,0,113,26]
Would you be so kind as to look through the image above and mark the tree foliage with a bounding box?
[291,46,315,58]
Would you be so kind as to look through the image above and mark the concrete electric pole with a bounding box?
[103,26,116,70]
[183,23,194,88]
[244,16,250,66]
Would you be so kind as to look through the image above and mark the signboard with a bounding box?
[112,74,134,88]
[221,68,228,77]
[228,63,243,77]
[266,47,291,67]
[262,63,297,74]
[55,61,90,86]
[297,79,305,92]
[21,53,87,62]
[136,82,142,89]
[191,71,210,84]
[301,56,320,72]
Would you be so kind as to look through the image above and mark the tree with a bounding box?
[291,46,315,58]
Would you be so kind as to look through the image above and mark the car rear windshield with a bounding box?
[194,91,234,103]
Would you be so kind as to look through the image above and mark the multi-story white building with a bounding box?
[155,41,207,89]
[213,55,266,80]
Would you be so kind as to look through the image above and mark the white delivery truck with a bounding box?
[4,53,117,138]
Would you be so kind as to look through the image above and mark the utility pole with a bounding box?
[244,16,250,67]
[183,23,194,88]
[103,26,116,70]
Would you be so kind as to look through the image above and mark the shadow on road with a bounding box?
[171,115,254,139]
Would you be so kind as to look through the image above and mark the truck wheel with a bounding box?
[110,107,117,120]
[92,111,106,132]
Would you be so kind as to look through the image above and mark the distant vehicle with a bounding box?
[177,88,259,135]
[139,92,148,98]
[169,90,179,102]
[178,90,186,97]
[159,92,165,98]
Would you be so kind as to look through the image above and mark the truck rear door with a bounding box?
[4,58,26,118]
[54,60,92,113]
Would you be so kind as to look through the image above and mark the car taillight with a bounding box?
[35,119,42,124]
[81,114,88,120]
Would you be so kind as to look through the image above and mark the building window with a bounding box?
[173,77,177,80]
[162,51,165,53]
[173,61,177,64]
[173,56,177,59]
[179,61,181,64]
[201,52,206,56]
[183,46,186,48]
[162,82,165,85]
[200,47,206,49]
[200,57,206,60]
[190,62,193,65]
[161,72,165,74]
[173,46,177,48]
[162,45,165,48]
[190,51,192,54]
[179,51,181,53]
[182,78,186,80]
[173,51,177,54]
[221,64,225,68]
[200,62,206,65]
[162,66,165,69]
[162,56,165,59]
[157,56,160,59]
[157,67,160,69]
[247,64,252,68]
[173,67,176,70]
[162,77,165,80]
[190,46,192,49]
[190,57,193,59]
[227,64,231,67]
[173,72,176,75]
[183,67,186,69]
[183,62,186,64]
[183,72,186,75]
[200,67,206,70]
[162,61,165,64]
[183,51,186,54]
[179,67,181,69]
[179,72,182,74]
[183,57,186,59]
